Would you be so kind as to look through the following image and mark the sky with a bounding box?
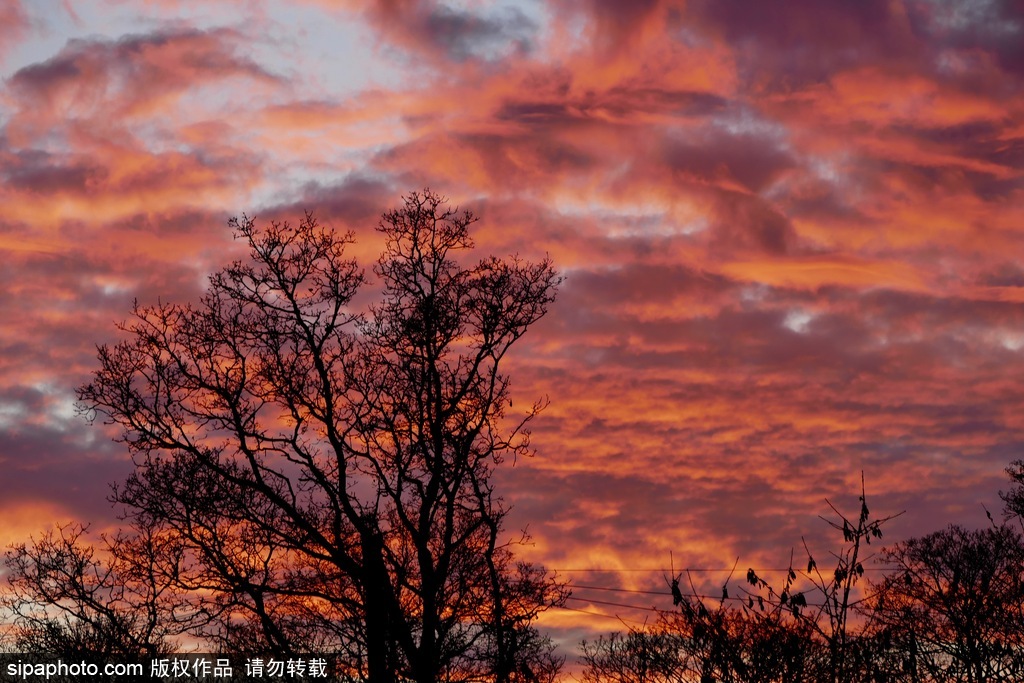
[2,0,1024,663]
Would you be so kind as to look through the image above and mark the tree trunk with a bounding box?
[362,528,396,683]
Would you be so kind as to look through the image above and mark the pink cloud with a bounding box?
[0,0,29,64]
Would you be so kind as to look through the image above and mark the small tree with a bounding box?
[579,478,897,683]
[662,598,817,683]
[742,475,900,683]
[580,627,686,683]
[2,523,185,658]
[579,593,820,683]
[73,190,566,681]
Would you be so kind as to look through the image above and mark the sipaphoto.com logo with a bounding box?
[4,658,143,680]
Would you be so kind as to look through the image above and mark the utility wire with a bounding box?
[566,596,663,612]
[570,584,667,596]
[556,567,895,624]
[552,567,785,573]
[568,588,847,610]
[552,605,650,626]
[569,583,835,600]
[549,566,895,573]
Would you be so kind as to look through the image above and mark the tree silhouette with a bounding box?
[579,627,686,683]
[2,523,182,659]
[580,479,901,683]
[70,189,566,682]
[1001,460,1024,521]
[577,467,1024,683]
[869,524,1024,682]
[661,597,819,683]
[742,476,900,683]
[579,595,820,683]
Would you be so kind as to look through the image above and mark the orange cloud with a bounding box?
[3,0,1024,659]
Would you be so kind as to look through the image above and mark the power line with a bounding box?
[569,583,857,600]
[570,583,668,596]
[549,566,895,573]
[566,596,662,612]
[551,605,651,626]
[568,588,849,611]
[552,569,782,573]
[558,568,895,625]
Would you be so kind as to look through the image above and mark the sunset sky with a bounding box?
[2,0,1024,661]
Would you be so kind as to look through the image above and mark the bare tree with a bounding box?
[743,475,901,683]
[73,190,566,681]
[580,627,686,683]
[580,474,1024,683]
[579,479,898,683]
[1,523,186,659]
[659,578,821,682]
[1001,460,1024,522]
[869,524,1024,682]
[579,597,820,683]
